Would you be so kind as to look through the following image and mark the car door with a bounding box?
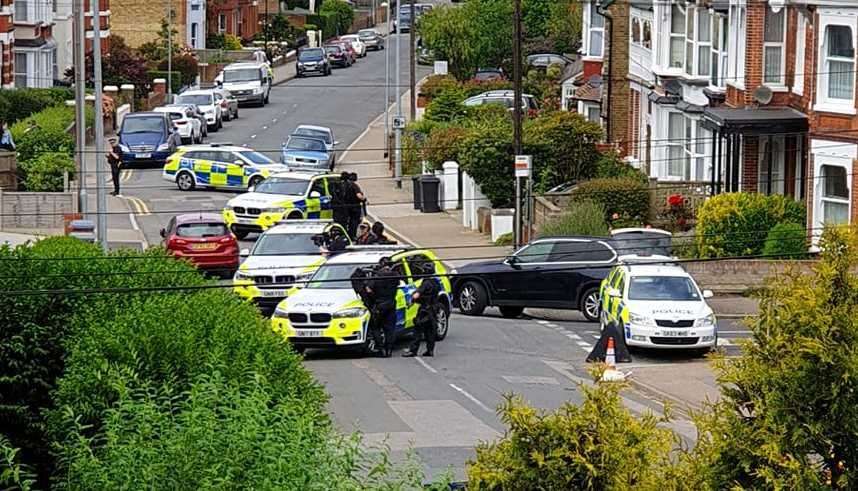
[490,240,554,304]
[403,253,431,328]
[203,150,232,188]
[305,177,328,218]
[319,176,337,218]
[541,239,616,307]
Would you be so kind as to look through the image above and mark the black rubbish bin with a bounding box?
[412,175,423,210]
[418,175,441,213]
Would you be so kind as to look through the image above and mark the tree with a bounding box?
[64,35,149,94]
[685,226,858,489]
[138,17,182,62]
[158,54,199,89]
[261,13,296,43]
[319,0,354,36]
[418,6,481,80]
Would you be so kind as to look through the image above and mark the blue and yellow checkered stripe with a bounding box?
[163,157,257,189]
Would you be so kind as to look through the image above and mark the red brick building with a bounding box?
[208,0,259,43]
[0,0,14,87]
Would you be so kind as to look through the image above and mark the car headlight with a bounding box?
[253,87,264,94]
[333,307,367,318]
[264,207,287,214]
[157,143,171,151]
[205,108,215,114]
[629,312,655,326]
[296,271,315,283]
[273,306,289,319]
[119,144,130,152]
[694,313,716,327]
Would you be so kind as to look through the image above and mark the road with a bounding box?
[117,34,431,246]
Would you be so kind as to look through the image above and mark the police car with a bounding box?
[234,220,349,312]
[271,246,452,354]
[223,171,340,239]
[599,255,717,352]
[162,144,287,192]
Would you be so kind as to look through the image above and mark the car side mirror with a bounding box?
[703,289,714,299]
[234,160,244,166]
[309,190,321,198]
[334,140,340,146]
[159,228,166,238]
[505,256,520,269]
[240,248,250,256]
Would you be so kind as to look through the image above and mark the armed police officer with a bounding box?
[366,257,400,357]
[402,261,440,357]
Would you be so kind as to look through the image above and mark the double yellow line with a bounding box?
[125,196,151,216]
[120,169,134,182]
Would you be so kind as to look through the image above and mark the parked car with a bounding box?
[217,61,272,106]
[280,135,333,171]
[416,37,435,65]
[451,236,619,321]
[338,35,367,58]
[163,143,287,192]
[174,90,223,131]
[160,213,239,278]
[213,87,239,121]
[117,112,182,167]
[167,103,208,139]
[473,68,506,82]
[358,28,385,50]
[324,44,353,68]
[526,53,574,70]
[153,106,203,144]
[463,90,539,112]
[297,47,332,77]
[334,41,358,62]
[291,124,337,165]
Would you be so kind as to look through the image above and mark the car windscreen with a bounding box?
[307,263,367,289]
[175,94,212,105]
[176,223,228,238]
[474,71,501,81]
[628,276,700,301]
[324,46,342,54]
[252,177,308,195]
[238,151,274,165]
[293,128,331,144]
[224,68,261,82]
[398,8,412,18]
[611,232,672,257]
[122,117,165,133]
[286,137,326,152]
[252,233,319,255]
[299,49,325,61]
[341,36,358,42]
[166,112,183,120]
[358,30,376,38]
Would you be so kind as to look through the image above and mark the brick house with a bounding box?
[207,0,259,43]
[112,0,206,50]
[12,0,58,88]
[53,0,111,81]
[0,0,13,87]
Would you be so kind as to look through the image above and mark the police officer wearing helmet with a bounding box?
[367,257,399,357]
[402,259,440,357]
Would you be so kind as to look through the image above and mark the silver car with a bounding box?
[213,87,239,121]
[358,29,385,51]
[291,124,338,166]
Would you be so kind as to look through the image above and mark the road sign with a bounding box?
[514,155,532,178]
[393,116,406,129]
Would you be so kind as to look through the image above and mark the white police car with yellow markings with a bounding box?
[233,220,350,312]
[599,256,717,352]
[271,247,452,354]
[223,171,340,239]
[162,144,287,192]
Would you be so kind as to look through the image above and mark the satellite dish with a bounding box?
[664,79,682,96]
[753,85,773,105]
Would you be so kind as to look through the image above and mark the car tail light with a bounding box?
[169,238,188,247]
[219,236,234,244]
[221,101,228,108]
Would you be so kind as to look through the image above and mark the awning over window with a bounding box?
[702,107,808,135]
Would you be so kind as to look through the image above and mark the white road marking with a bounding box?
[536,320,550,325]
[262,125,268,130]
[576,341,593,349]
[717,338,733,346]
[449,383,492,413]
[128,212,140,231]
[415,356,438,374]
[568,333,581,339]
[545,323,559,328]
[592,334,601,339]
[502,375,559,385]
[272,118,278,123]
[717,330,749,334]
[250,134,257,139]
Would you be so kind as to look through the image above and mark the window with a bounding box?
[310,178,326,197]
[631,17,641,44]
[667,113,687,179]
[710,14,728,87]
[586,105,600,123]
[763,7,786,85]
[630,15,652,50]
[515,242,553,263]
[548,241,614,263]
[642,19,652,49]
[218,13,226,33]
[824,25,855,101]
[15,0,28,22]
[585,2,605,58]
[820,165,850,224]
[190,22,199,48]
[669,5,685,69]
[191,3,200,10]
[666,113,710,181]
[728,4,746,88]
[14,53,27,87]
[794,14,807,95]
[758,136,786,195]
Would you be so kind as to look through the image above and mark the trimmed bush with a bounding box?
[10,105,78,165]
[423,125,468,171]
[570,177,650,224]
[539,200,608,238]
[18,153,75,192]
[224,34,243,50]
[420,74,459,99]
[424,86,469,123]
[0,88,73,124]
[595,151,647,181]
[319,0,354,37]
[761,222,808,259]
[695,192,806,258]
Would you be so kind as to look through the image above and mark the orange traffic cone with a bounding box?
[606,337,616,368]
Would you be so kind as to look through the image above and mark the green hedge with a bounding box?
[695,192,806,258]
[147,70,183,94]
[306,12,339,40]
[18,153,75,192]
[761,222,808,259]
[539,200,609,238]
[0,88,73,125]
[570,177,650,224]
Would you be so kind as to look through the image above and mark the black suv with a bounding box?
[451,236,618,321]
[296,48,331,77]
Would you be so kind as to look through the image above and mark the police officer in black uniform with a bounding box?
[332,172,350,232]
[402,265,440,357]
[367,257,399,357]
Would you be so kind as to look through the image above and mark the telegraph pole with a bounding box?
[408,0,415,121]
[394,3,402,188]
[512,0,523,247]
[167,0,173,98]
[73,0,86,215]
[92,0,107,250]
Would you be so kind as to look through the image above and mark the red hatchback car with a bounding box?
[161,213,239,277]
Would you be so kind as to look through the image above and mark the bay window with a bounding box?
[584,2,605,58]
[667,113,688,179]
[820,165,850,224]
[758,137,786,195]
[667,5,719,78]
[824,25,855,101]
[669,5,685,69]
[666,112,710,181]
[631,14,652,50]
[710,15,728,88]
[14,53,27,87]
[696,10,711,77]
[763,7,786,86]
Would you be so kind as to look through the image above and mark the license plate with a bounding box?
[661,330,688,337]
[135,153,151,159]
[294,329,323,337]
[190,243,217,250]
[260,289,287,297]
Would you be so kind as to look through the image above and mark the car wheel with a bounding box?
[230,226,249,240]
[218,117,223,129]
[292,345,306,355]
[499,306,524,318]
[176,171,195,191]
[264,92,270,104]
[247,175,264,190]
[233,109,239,119]
[435,304,450,340]
[457,281,487,316]
[209,123,218,133]
[579,287,601,322]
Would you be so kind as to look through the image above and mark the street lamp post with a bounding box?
[166,0,172,99]
[394,2,402,188]
[383,2,390,146]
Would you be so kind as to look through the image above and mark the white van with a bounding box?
[218,62,272,106]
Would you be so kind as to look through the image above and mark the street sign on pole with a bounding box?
[515,155,532,178]
[392,116,406,129]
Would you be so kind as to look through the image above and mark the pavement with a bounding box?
[0,230,42,247]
